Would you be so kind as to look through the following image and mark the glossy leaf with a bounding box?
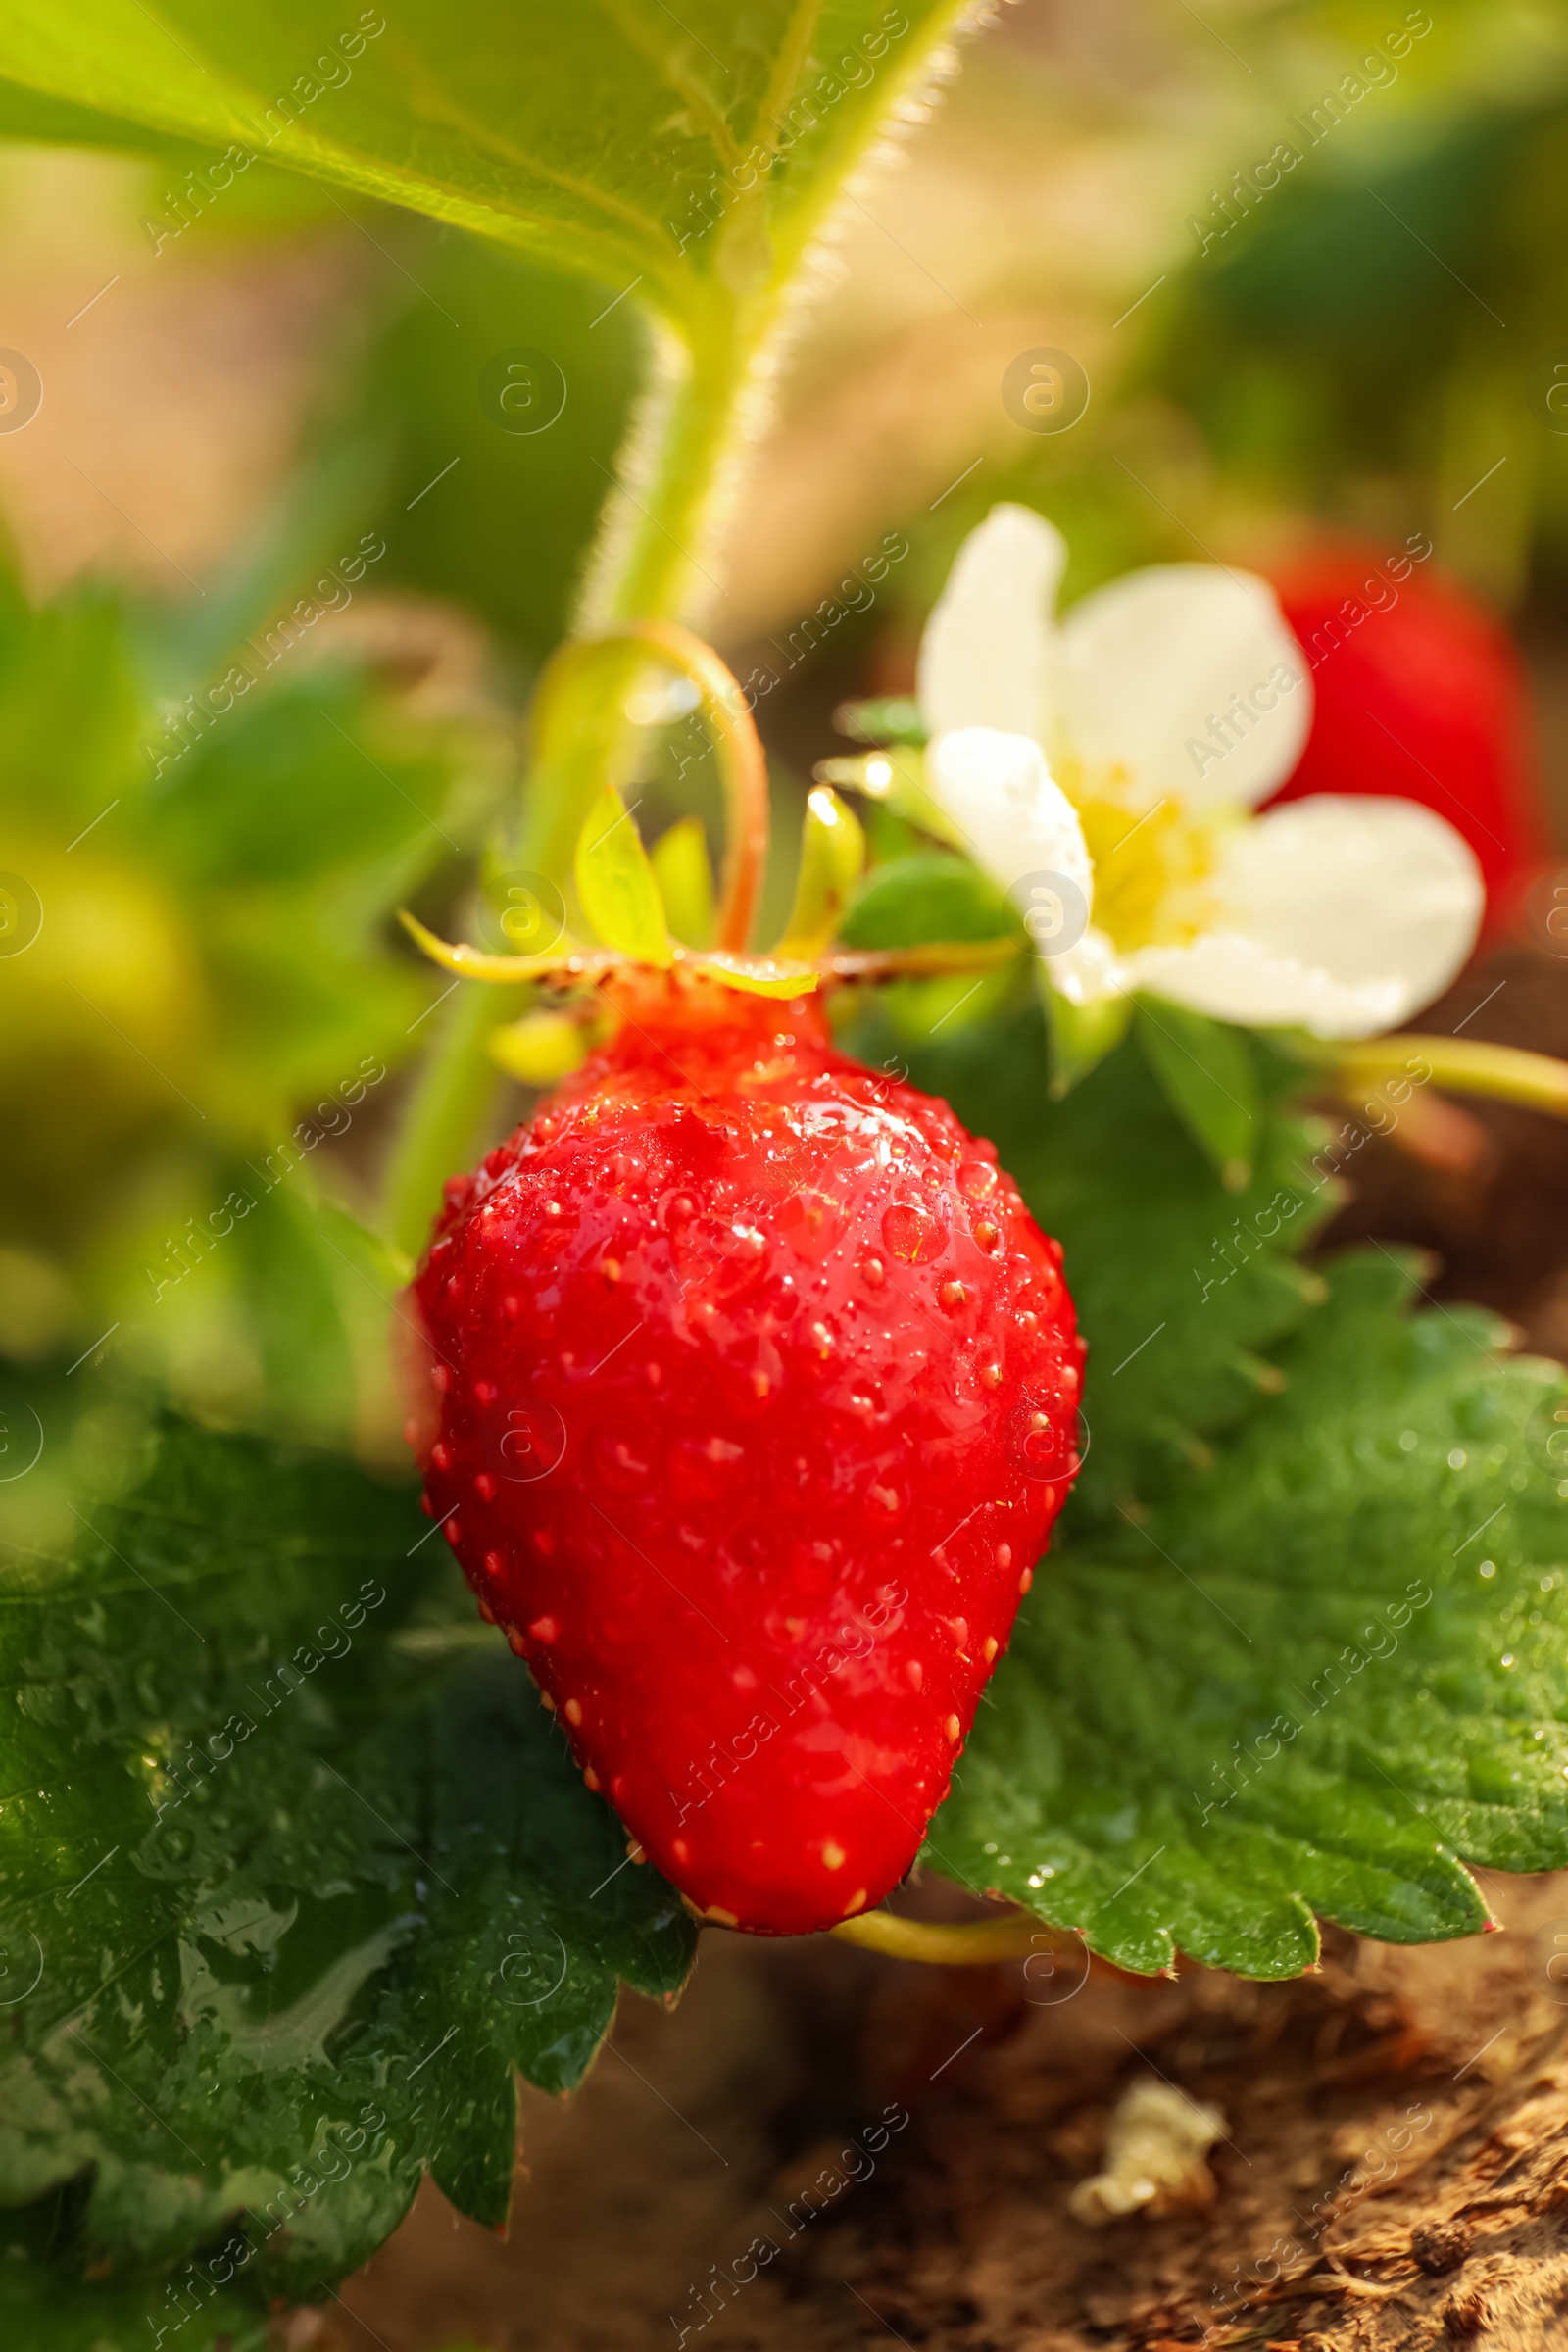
[0,2,967,327]
[573,785,672,966]
[816,749,964,848]
[778,786,865,956]
[933,1251,1568,1977]
[0,1410,693,2317]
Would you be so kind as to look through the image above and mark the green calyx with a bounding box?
[397,623,1028,1051]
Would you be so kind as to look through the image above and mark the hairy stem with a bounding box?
[380,285,774,1249]
[589,293,760,629]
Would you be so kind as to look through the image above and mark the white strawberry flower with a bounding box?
[917,505,1483,1040]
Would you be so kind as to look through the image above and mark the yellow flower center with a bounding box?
[1063,767,1223,955]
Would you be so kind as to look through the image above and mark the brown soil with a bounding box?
[317,1871,1568,2352]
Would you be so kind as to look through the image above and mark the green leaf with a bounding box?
[651,814,715,949]
[1043,975,1133,1097]
[686,952,818,998]
[0,580,483,1441]
[836,850,1023,1041]
[932,1250,1568,1977]
[840,851,1021,951]
[0,2238,271,2352]
[778,787,865,956]
[0,1410,694,2316]
[832,695,928,747]
[817,749,965,849]
[573,785,672,966]
[0,3,967,327]
[490,1009,592,1086]
[1136,996,1260,1191]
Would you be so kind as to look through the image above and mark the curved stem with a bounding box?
[520,620,770,953]
[1326,1034,1568,1118]
[585,294,759,630]
[829,1906,1056,1965]
[590,620,769,952]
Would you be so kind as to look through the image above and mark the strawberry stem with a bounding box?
[829,1906,1060,1965]
[1321,1034,1568,1119]
[599,621,769,954]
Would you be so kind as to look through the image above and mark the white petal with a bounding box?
[1122,933,1408,1038]
[927,729,1094,947]
[917,504,1066,739]
[1055,564,1312,812]
[1045,926,1129,1005]
[1124,796,1483,1039]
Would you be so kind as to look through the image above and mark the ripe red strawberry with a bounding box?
[1268,543,1550,917]
[409,970,1083,1936]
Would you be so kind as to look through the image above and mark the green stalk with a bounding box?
[382,273,776,1259]
[595,287,759,628]
[1323,1034,1568,1119]
[829,1905,1061,1965]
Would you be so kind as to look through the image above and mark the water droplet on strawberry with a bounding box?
[881,1200,946,1265]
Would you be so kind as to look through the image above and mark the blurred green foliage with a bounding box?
[352,232,640,662]
[889,12,1568,637]
[0,555,507,1446]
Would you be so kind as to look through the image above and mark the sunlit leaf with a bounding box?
[0,2,969,328]
[687,952,817,998]
[650,814,715,949]
[832,695,928,747]
[778,786,864,956]
[573,785,671,966]
[490,1008,592,1085]
[816,748,964,848]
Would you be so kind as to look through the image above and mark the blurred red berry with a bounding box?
[1268,543,1552,920]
